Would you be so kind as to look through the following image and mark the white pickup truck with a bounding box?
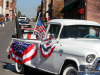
[8,19,100,75]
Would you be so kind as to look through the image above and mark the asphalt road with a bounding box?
[0,21,54,75]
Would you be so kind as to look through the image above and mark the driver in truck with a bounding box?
[89,27,96,37]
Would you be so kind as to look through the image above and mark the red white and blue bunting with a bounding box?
[40,36,55,57]
[9,41,38,64]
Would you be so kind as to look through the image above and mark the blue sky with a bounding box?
[17,0,42,18]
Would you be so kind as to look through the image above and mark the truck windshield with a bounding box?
[60,25,100,39]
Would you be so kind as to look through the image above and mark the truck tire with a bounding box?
[15,63,25,74]
[62,66,78,75]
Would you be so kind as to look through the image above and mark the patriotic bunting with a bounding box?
[40,35,55,57]
[9,19,56,64]
[9,41,37,64]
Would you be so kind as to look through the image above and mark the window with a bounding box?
[60,25,100,39]
[47,24,61,38]
[6,1,9,8]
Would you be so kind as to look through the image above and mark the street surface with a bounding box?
[0,21,54,75]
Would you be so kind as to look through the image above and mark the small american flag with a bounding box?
[35,19,46,39]
[9,41,37,64]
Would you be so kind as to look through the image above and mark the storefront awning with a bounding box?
[60,0,78,13]
[77,7,85,14]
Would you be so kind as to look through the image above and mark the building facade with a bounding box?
[46,0,52,21]
[41,0,64,21]
[52,0,64,19]
[0,0,16,21]
[41,0,46,21]
[86,0,100,23]
[61,0,85,19]
[61,0,100,23]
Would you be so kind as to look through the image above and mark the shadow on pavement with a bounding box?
[0,61,54,75]
[24,67,54,75]
[0,61,16,73]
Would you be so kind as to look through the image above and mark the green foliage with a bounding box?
[18,11,21,18]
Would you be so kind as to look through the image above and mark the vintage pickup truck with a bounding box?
[7,19,100,75]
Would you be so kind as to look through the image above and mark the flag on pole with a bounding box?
[34,19,46,39]
[9,41,37,64]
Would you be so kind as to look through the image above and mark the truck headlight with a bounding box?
[86,54,95,63]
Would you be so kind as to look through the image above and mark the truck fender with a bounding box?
[59,58,80,74]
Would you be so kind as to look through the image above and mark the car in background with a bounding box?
[18,17,26,21]
[21,28,36,39]
[19,21,29,26]
[21,25,32,29]
[18,15,27,21]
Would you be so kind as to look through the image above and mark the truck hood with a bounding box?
[59,38,100,57]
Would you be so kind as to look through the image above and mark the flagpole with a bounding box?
[35,12,41,29]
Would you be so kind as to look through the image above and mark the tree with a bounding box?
[18,11,21,18]
[37,5,41,13]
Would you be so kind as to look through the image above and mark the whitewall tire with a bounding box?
[15,63,24,74]
[62,66,78,75]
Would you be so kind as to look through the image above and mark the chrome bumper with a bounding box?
[79,58,100,75]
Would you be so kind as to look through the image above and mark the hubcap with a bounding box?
[69,71,77,75]
[17,63,22,70]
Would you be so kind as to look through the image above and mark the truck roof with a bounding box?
[49,19,100,26]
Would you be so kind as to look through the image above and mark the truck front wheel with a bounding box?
[15,63,24,74]
[62,66,78,75]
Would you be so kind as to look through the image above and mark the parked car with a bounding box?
[18,17,26,21]
[19,21,29,25]
[18,15,27,21]
[8,19,100,75]
[21,25,32,29]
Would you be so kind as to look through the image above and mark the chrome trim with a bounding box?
[80,72,100,75]
[79,58,100,75]
[93,58,100,67]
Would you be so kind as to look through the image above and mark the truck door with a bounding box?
[37,24,61,73]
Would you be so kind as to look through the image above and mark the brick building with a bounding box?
[41,0,52,21]
[86,0,100,23]
[52,0,64,19]
[46,0,52,21]
[0,0,16,21]
[61,0,100,23]
[41,0,64,21]
[41,0,46,21]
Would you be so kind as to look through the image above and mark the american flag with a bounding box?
[9,41,37,64]
[35,19,46,39]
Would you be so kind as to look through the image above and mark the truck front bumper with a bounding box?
[79,58,100,75]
